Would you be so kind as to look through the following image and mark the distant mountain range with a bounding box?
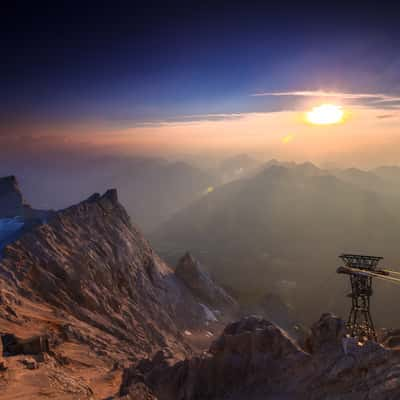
[0,156,217,233]
[152,161,400,326]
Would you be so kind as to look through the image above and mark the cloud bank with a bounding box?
[251,90,400,109]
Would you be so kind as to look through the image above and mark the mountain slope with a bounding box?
[0,180,236,399]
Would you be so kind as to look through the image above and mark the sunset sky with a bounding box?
[2,2,400,166]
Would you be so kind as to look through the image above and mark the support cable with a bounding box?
[344,267,400,285]
[383,269,400,276]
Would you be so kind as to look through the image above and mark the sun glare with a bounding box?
[306,104,344,125]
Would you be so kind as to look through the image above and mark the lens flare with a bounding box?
[282,134,294,144]
[306,104,344,125]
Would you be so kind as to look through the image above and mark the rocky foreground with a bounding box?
[120,314,400,400]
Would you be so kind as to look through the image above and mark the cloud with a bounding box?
[134,113,244,127]
[250,90,400,109]
[376,114,396,119]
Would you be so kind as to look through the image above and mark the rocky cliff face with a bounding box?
[0,188,224,358]
[0,176,27,218]
[120,314,400,400]
[0,176,52,251]
[0,178,237,398]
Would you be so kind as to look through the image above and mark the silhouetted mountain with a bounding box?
[334,168,383,189]
[0,176,49,220]
[373,165,400,184]
[0,176,53,251]
[153,163,400,325]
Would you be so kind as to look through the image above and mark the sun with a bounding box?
[306,104,344,125]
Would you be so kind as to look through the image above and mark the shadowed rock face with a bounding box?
[0,176,49,219]
[306,312,347,353]
[0,176,26,218]
[0,176,53,251]
[120,314,400,400]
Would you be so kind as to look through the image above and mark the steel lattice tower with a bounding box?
[337,254,387,341]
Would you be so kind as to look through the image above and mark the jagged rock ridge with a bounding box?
[120,314,400,400]
[0,178,237,398]
[0,187,224,357]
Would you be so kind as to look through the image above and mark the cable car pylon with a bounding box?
[337,254,388,341]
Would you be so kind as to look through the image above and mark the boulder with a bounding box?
[21,357,38,370]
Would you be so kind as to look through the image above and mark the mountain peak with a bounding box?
[103,188,118,203]
[0,175,22,197]
[84,188,118,205]
[0,175,31,218]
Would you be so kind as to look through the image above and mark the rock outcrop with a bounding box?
[175,252,238,311]
[0,176,27,218]
[0,176,48,219]
[307,312,347,353]
[120,314,400,400]
[0,176,53,251]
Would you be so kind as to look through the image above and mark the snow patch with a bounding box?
[0,217,25,250]
[199,303,218,322]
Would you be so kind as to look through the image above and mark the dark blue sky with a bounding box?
[2,1,400,127]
